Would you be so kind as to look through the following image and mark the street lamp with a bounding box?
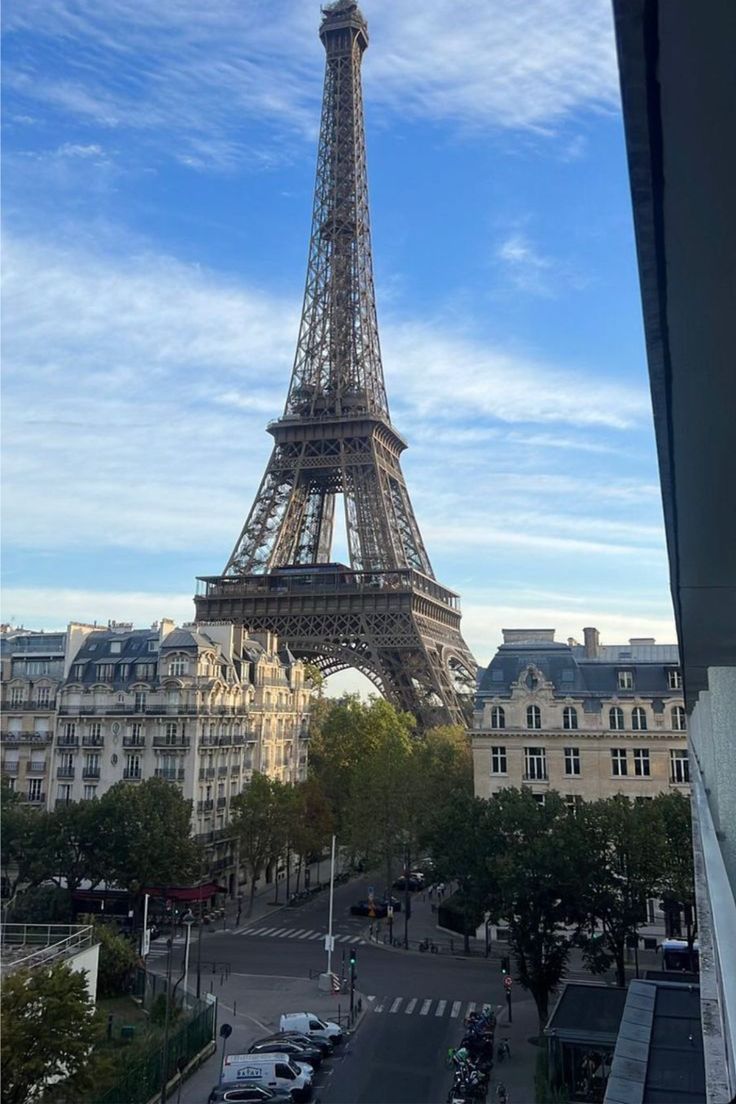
[182,909,195,1003]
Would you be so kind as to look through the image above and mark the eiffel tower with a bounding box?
[196,0,476,724]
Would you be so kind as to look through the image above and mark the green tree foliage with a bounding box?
[49,800,108,893]
[1,784,56,902]
[653,790,697,957]
[8,885,73,924]
[96,778,202,900]
[425,792,492,951]
[288,777,335,891]
[231,773,290,917]
[483,789,587,1029]
[576,796,664,986]
[1,962,98,1104]
[94,923,139,998]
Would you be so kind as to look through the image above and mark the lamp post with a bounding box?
[182,909,195,1003]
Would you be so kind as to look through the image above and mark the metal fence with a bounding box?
[0,923,94,971]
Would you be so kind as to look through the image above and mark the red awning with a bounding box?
[144,882,226,902]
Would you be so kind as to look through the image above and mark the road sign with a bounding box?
[324,935,335,952]
[504,976,513,991]
[387,906,394,918]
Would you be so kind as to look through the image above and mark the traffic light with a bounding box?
[501,955,510,975]
[349,947,357,969]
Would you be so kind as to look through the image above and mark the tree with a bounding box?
[48,800,107,893]
[96,779,202,910]
[1,962,99,1104]
[653,791,697,962]
[288,778,334,893]
[1,785,56,906]
[231,773,287,917]
[425,791,492,951]
[94,923,139,998]
[576,796,664,987]
[483,789,588,1029]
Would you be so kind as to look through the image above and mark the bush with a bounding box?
[95,923,139,999]
[535,1048,570,1103]
[437,889,484,935]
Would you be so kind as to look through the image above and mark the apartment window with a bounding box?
[565,794,583,815]
[71,664,85,680]
[168,658,188,677]
[37,686,51,706]
[618,670,634,690]
[490,706,505,730]
[110,641,122,654]
[118,665,128,680]
[10,687,24,705]
[609,706,624,731]
[633,748,651,777]
[147,640,157,653]
[564,747,581,776]
[632,706,647,731]
[672,706,686,732]
[532,793,546,806]
[84,754,100,776]
[134,691,147,713]
[96,664,115,682]
[164,722,178,744]
[670,750,690,785]
[89,723,101,740]
[524,746,547,780]
[562,706,578,731]
[611,749,628,777]
[56,783,71,804]
[136,663,155,680]
[28,778,43,801]
[5,777,16,792]
[491,746,507,775]
[83,785,97,800]
[667,668,683,690]
[131,723,142,739]
[63,722,76,741]
[526,705,542,730]
[125,754,141,779]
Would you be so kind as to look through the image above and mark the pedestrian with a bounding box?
[428,884,434,900]
[437,882,445,900]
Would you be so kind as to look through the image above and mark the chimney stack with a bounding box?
[583,626,600,658]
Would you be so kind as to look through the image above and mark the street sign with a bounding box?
[387,906,394,918]
[324,935,335,952]
[141,927,151,957]
[504,976,513,991]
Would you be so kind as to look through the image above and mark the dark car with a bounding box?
[208,1086,293,1104]
[248,1038,323,1068]
[262,1031,331,1058]
[392,874,424,892]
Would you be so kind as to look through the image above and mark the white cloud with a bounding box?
[1,587,195,630]
[3,0,619,169]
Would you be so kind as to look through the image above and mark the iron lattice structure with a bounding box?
[196,1,477,724]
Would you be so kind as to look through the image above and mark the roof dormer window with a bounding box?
[617,670,634,690]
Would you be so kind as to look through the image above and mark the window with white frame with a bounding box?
[667,668,683,689]
[490,706,506,730]
[83,784,97,800]
[5,777,16,792]
[633,748,651,776]
[134,691,147,712]
[609,706,624,731]
[565,794,583,815]
[63,722,76,742]
[524,746,547,780]
[164,722,178,744]
[670,750,690,784]
[37,686,51,706]
[110,642,122,654]
[96,664,115,682]
[617,670,634,690]
[563,706,578,730]
[632,706,647,731]
[526,705,542,730]
[168,657,188,677]
[532,793,546,806]
[126,754,141,778]
[564,747,581,776]
[56,783,72,803]
[28,778,43,801]
[89,722,101,740]
[611,748,628,776]
[671,706,686,731]
[10,687,24,705]
[491,746,507,775]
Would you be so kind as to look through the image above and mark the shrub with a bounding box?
[95,923,139,999]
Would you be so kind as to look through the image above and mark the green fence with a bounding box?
[93,970,216,1104]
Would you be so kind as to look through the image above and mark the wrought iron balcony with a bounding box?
[82,767,101,779]
[2,700,55,712]
[27,791,46,804]
[2,762,19,774]
[218,766,228,777]
[2,732,53,745]
[123,768,142,780]
[154,767,185,781]
[197,799,214,813]
[123,735,145,748]
[27,761,47,774]
[199,767,216,780]
[57,766,75,779]
[152,735,190,749]
[57,737,79,748]
[216,796,227,809]
[81,735,104,748]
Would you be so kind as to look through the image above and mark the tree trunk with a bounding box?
[295,856,303,894]
[532,986,549,1033]
[246,875,257,919]
[614,946,626,988]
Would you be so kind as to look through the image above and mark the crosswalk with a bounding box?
[366,997,497,1019]
[146,934,188,961]
[233,925,366,945]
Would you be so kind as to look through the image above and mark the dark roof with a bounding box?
[477,640,682,701]
[546,983,627,1040]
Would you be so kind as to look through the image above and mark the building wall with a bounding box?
[472,628,689,804]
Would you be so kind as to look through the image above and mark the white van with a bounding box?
[278,1012,343,1047]
[220,1053,312,1101]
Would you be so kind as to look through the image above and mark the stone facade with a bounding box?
[1,620,311,891]
[472,627,689,806]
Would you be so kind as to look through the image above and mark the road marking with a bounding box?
[246,927,268,935]
[389,998,402,1013]
[366,995,376,1002]
[405,999,417,1014]
[465,1002,476,1018]
[373,998,385,1012]
[450,1001,462,1019]
[349,936,361,943]
[291,930,308,937]
[277,929,297,938]
[420,999,432,1016]
[257,927,276,936]
[308,932,323,940]
[269,929,288,937]
[336,934,350,942]
[435,1000,447,1017]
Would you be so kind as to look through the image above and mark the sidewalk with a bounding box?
[490,995,541,1104]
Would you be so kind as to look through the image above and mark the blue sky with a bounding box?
[1,0,676,685]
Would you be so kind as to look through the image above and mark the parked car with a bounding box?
[392,874,424,891]
[275,1032,331,1058]
[208,1087,293,1104]
[279,1012,343,1047]
[217,1053,312,1102]
[248,1038,323,1068]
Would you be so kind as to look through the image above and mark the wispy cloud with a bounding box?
[3,1,619,170]
[495,231,589,297]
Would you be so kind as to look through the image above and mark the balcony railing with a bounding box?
[27,761,47,774]
[154,768,185,782]
[522,772,549,782]
[57,737,79,748]
[123,768,142,781]
[82,767,100,779]
[152,736,190,749]
[216,796,227,809]
[123,735,145,748]
[218,766,228,777]
[81,736,104,748]
[56,766,75,779]
[2,700,55,712]
[197,799,214,814]
[199,768,216,780]
[27,791,46,804]
[1,732,53,745]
